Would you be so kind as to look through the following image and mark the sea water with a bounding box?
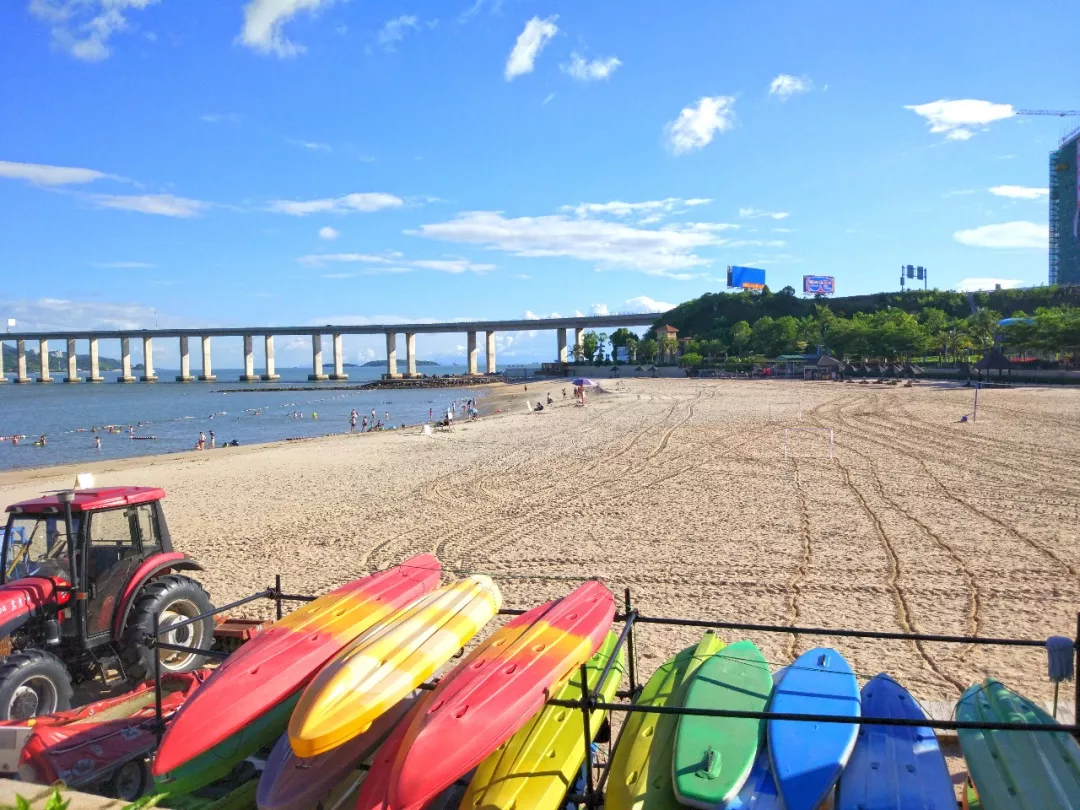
[0,365,483,472]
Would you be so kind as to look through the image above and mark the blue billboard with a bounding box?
[727,265,766,290]
[803,275,836,295]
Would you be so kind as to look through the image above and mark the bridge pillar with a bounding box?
[199,336,216,381]
[486,330,496,374]
[65,338,81,383]
[240,335,258,381]
[262,335,280,381]
[574,327,584,362]
[557,328,568,363]
[118,337,135,382]
[141,336,157,382]
[386,332,399,378]
[0,340,5,383]
[309,334,328,380]
[405,333,417,377]
[330,334,348,380]
[15,340,29,383]
[38,339,52,382]
[176,336,194,382]
[467,331,478,375]
[87,338,103,382]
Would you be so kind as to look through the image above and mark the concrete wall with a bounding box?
[0,779,127,809]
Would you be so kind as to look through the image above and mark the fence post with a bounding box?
[153,611,164,745]
[275,574,283,620]
[579,662,595,806]
[624,587,637,695]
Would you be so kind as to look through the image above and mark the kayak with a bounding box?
[256,692,419,810]
[359,580,616,809]
[289,575,502,758]
[16,670,208,797]
[672,640,772,808]
[155,554,441,781]
[769,648,860,810]
[604,630,725,810]
[836,673,954,810]
[956,678,1080,809]
[458,630,625,810]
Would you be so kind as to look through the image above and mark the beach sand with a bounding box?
[1,378,1076,711]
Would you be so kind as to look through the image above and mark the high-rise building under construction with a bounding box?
[1050,128,1080,285]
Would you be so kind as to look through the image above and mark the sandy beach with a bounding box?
[2,378,1077,708]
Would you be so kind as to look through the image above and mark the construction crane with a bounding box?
[1015,109,1080,117]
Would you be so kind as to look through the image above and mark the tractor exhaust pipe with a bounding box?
[57,491,87,645]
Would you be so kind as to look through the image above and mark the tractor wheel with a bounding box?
[120,574,215,683]
[104,758,151,801]
[0,650,73,721]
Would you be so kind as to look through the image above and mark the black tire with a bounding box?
[0,649,73,721]
[120,574,215,683]
[103,757,151,801]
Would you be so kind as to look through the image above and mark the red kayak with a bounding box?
[155,555,441,777]
[354,579,615,810]
[17,670,208,795]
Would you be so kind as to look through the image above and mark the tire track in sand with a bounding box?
[785,456,812,661]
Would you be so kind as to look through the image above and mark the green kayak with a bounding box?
[605,630,724,810]
[672,639,772,809]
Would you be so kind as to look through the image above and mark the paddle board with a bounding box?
[956,678,1080,810]
[672,639,772,809]
[723,667,786,810]
[457,630,625,810]
[155,554,441,780]
[365,580,615,809]
[289,575,501,758]
[769,647,859,810]
[836,672,953,810]
[604,630,725,810]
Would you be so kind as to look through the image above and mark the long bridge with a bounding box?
[0,313,665,383]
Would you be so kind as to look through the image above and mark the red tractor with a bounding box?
[0,487,215,720]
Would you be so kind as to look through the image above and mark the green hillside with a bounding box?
[1,344,121,373]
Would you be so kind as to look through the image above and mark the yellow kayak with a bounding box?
[288,575,501,758]
[460,630,624,810]
[605,630,725,810]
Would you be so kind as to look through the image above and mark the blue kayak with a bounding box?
[769,648,860,810]
[836,673,954,810]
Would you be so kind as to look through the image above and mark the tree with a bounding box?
[581,331,600,362]
[596,332,609,364]
[659,337,679,364]
[679,352,704,368]
[967,308,1002,351]
[573,342,585,363]
[625,336,639,363]
[731,321,752,356]
[637,338,658,364]
[609,328,638,363]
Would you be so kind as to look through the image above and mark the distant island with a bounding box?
[361,359,440,367]
[1,344,121,373]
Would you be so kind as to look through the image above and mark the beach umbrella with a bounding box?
[572,378,597,386]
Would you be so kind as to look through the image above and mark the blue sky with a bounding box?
[0,0,1076,364]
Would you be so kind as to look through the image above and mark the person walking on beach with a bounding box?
[371,408,376,424]
[350,413,358,432]
[429,408,433,422]
[94,437,101,450]
[362,415,368,432]
[209,430,215,448]
[198,431,206,450]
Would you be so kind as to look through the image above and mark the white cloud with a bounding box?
[505,16,558,81]
[200,113,240,124]
[318,226,339,240]
[289,139,332,152]
[773,227,795,233]
[270,192,404,215]
[956,278,1025,292]
[92,261,155,269]
[0,160,112,186]
[416,210,735,277]
[624,295,673,312]
[768,74,811,100]
[989,185,1049,200]
[739,207,789,220]
[591,303,610,316]
[238,0,336,57]
[664,96,736,155]
[300,253,495,273]
[562,53,621,82]
[542,93,556,106]
[91,193,207,217]
[682,221,740,232]
[953,221,1048,249]
[904,99,1015,140]
[560,197,711,220]
[378,14,418,50]
[0,295,162,331]
[29,0,159,61]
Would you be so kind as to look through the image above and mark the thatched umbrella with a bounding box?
[891,363,905,376]
[974,348,1013,380]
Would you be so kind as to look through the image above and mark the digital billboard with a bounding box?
[727,265,766,290]
[803,275,836,295]
[1050,129,1080,285]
